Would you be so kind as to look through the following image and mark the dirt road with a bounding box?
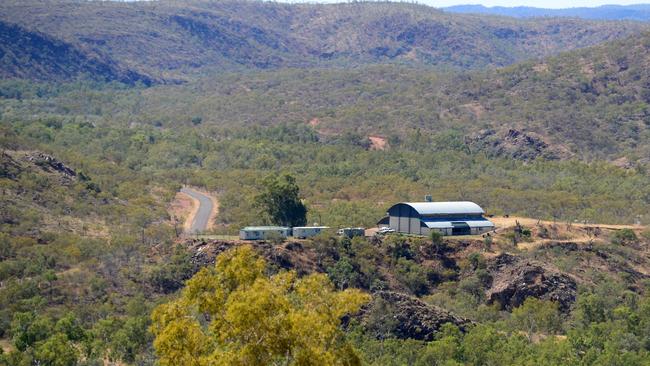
[180,187,215,234]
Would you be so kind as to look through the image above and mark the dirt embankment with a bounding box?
[168,191,196,232]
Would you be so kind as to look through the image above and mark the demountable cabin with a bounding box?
[292,226,330,239]
[239,226,291,240]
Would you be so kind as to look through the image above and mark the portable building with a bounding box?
[293,226,330,239]
[239,226,291,240]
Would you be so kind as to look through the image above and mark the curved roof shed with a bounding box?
[402,201,485,216]
[386,201,494,236]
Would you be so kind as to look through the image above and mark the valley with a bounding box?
[1,0,650,365]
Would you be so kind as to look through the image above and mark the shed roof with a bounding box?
[241,226,290,231]
[401,201,485,216]
[422,219,494,229]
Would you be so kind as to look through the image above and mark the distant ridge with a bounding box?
[0,0,648,83]
[443,4,650,21]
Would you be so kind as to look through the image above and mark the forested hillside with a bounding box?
[0,0,648,82]
[0,131,192,363]
[31,30,645,162]
[444,32,650,161]
[0,21,153,85]
[2,1,650,365]
[1,75,648,231]
[444,4,650,21]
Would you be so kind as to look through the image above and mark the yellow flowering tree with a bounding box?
[151,245,371,366]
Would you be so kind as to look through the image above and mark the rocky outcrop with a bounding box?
[360,291,473,341]
[465,128,572,160]
[26,152,77,177]
[485,254,576,312]
[186,239,320,276]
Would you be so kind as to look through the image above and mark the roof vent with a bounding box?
[425,195,432,202]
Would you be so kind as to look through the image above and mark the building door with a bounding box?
[451,222,471,236]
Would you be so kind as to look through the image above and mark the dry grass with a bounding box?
[489,215,646,251]
[168,191,196,233]
[490,216,642,231]
[0,338,13,353]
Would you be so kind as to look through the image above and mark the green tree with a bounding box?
[511,298,562,341]
[416,323,463,366]
[151,245,370,366]
[611,229,638,245]
[33,333,78,366]
[54,313,85,342]
[573,293,608,326]
[255,174,307,227]
[327,257,361,289]
[11,312,53,352]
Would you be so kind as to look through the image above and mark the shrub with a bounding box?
[611,229,638,245]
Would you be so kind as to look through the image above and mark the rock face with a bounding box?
[186,239,320,276]
[361,291,473,341]
[25,152,77,178]
[485,254,577,312]
[465,128,572,160]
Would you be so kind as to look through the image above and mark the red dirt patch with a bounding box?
[369,135,388,150]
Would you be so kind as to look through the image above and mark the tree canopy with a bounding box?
[150,245,370,366]
[255,174,308,227]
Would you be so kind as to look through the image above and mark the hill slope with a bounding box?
[0,0,648,82]
[101,31,647,162]
[444,4,650,21]
[445,32,650,161]
[0,20,153,85]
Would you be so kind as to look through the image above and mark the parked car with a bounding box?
[377,227,395,235]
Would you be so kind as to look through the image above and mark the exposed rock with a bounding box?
[537,241,650,284]
[360,291,473,341]
[185,239,320,276]
[485,253,577,312]
[465,128,572,160]
[187,239,238,268]
[25,152,77,177]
